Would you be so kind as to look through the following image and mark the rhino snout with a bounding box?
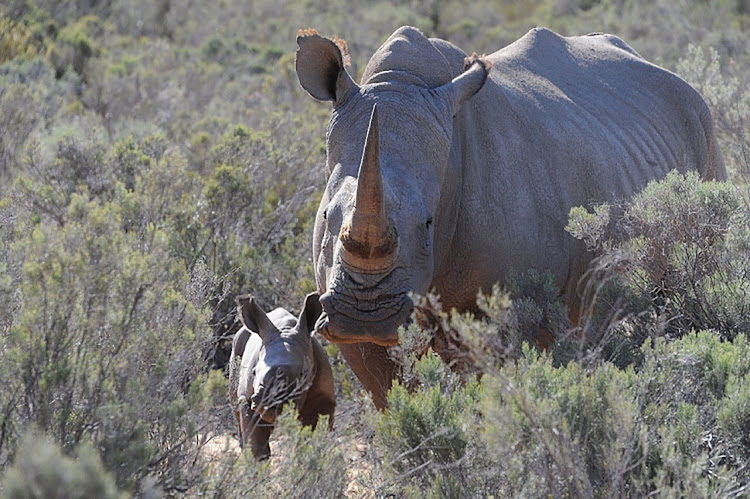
[251,371,299,407]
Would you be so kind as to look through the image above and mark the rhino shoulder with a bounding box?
[497,26,643,70]
[299,337,336,424]
[309,338,335,398]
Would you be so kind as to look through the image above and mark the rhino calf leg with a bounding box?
[298,402,336,431]
[238,403,272,460]
[325,409,335,431]
[233,407,243,446]
[249,422,272,460]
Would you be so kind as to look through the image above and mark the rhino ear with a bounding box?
[432,54,492,116]
[297,292,323,337]
[296,29,358,105]
[236,295,275,342]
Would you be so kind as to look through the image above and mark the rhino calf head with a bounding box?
[228,292,336,460]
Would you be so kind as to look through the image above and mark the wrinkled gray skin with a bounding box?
[228,292,335,459]
[295,26,726,409]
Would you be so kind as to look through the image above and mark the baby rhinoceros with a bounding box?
[228,292,336,459]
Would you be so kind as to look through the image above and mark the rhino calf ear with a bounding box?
[296,29,358,104]
[298,292,323,337]
[236,295,275,342]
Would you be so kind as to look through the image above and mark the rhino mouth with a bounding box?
[317,291,412,346]
[316,265,413,346]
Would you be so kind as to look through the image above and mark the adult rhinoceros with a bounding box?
[295,26,725,408]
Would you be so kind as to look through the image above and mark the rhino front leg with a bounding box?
[325,407,335,431]
[233,407,243,446]
[298,401,336,430]
[239,404,272,460]
[338,342,398,410]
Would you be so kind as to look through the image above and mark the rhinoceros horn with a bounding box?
[339,105,398,271]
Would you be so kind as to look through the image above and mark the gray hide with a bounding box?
[228,292,335,459]
[296,26,726,408]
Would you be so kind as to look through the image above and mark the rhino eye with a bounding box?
[426,217,433,229]
[323,209,327,220]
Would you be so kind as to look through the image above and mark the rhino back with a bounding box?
[434,27,725,310]
[267,308,296,330]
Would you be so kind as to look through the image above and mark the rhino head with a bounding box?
[236,292,322,423]
[296,28,490,346]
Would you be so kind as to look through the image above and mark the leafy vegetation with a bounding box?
[0,0,749,496]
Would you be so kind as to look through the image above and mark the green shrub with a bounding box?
[629,333,750,495]
[49,15,108,78]
[0,57,64,181]
[374,352,482,493]
[472,332,749,496]
[0,433,125,499]
[200,408,346,498]
[0,191,216,493]
[674,45,750,181]
[412,276,567,377]
[0,16,46,63]
[568,171,750,345]
[718,374,750,464]
[1,0,750,495]
[482,346,638,496]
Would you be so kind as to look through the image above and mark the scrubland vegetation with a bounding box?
[1,0,749,496]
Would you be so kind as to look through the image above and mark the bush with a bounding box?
[413,274,568,376]
[568,171,750,348]
[482,347,638,496]
[477,332,749,496]
[374,351,484,495]
[199,408,347,498]
[0,190,218,493]
[1,0,749,495]
[368,330,750,496]
[674,45,750,181]
[0,432,125,499]
[0,16,46,63]
[632,333,750,494]
[48,15,108,79]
